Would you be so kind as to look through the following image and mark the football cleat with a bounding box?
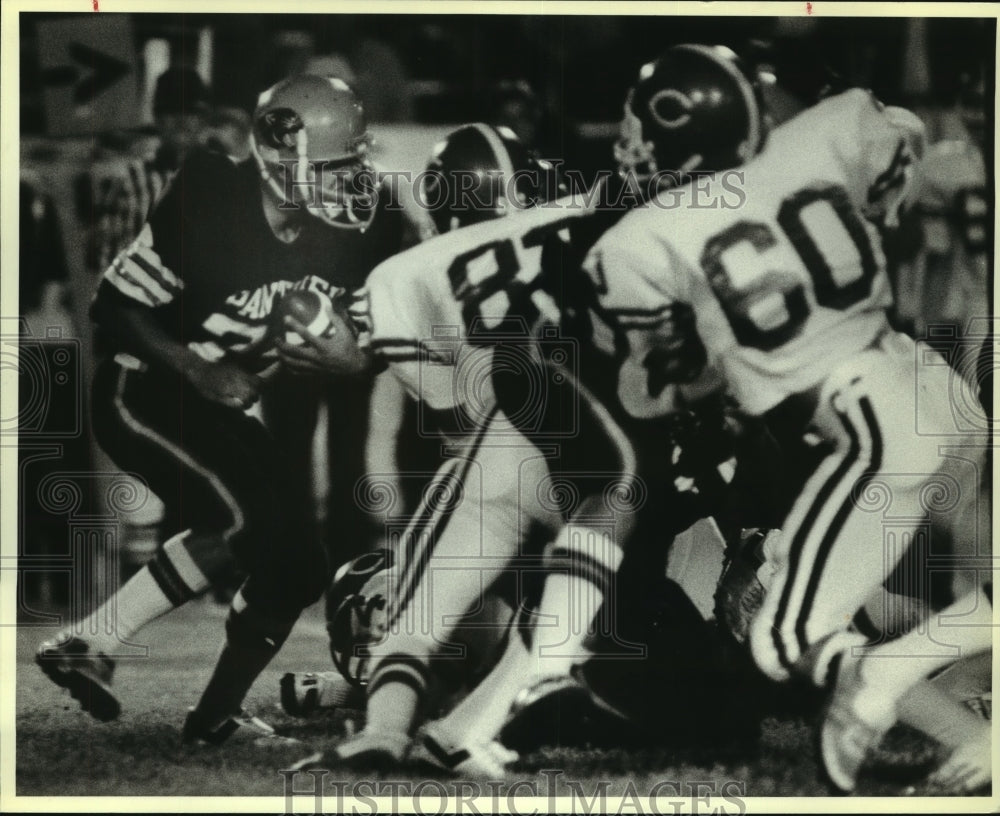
[409,720,519,778]
[511,667,630,722]
[819,653,896,792]
[509,673,592,721]
[181,706,302,749]
[36,634,120,722]
[327,727,411,771]
[715,528,771,645]
[280,670,364,717]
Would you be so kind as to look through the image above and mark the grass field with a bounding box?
[13,595,985,803]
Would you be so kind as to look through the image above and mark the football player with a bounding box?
[582,45,991,792]
[279,85,773,772]
[279,123,617,769]
[36,75,401,746]
[401,45,787,776]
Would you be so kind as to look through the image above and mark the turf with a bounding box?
[11,596,977,800]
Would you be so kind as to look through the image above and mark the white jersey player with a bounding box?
[280,123,649,770]
[584,46,990,792]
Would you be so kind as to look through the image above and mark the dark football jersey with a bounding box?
[93,148,401,372]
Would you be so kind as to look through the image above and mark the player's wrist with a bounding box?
[176,349,212,381]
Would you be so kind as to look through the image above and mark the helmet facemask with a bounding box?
[252,126,377,232]
[614,89,660,187]
[251,76,378,232]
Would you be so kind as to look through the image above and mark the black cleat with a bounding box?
[181,706,302,748]
[36,634,120,722]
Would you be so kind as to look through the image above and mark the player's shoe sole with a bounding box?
[36,635,120,722]
[501,667,631,750]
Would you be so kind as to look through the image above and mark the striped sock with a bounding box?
[364,651,431,736]
[530,525,623,678]
[74,531,209,653]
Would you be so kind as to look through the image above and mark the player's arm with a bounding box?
[93,289,261,410]
[849,89,927,228]
[91,159,261,410]
[583,234,707,418]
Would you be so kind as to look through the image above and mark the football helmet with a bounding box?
[325,548,396,686]
[251,74,376,231]
[745,37,847,110]
[615,44,765,185]
[420,123,555,235]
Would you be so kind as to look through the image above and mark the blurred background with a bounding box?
[14,12,994,617]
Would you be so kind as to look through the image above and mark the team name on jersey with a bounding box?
[225,275,342,322]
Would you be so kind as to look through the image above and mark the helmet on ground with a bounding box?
[325,548,396,686]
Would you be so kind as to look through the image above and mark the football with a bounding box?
[274,289,339,346]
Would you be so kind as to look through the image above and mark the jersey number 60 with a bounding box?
[700,183,880,351]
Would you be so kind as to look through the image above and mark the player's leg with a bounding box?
[183,412,329,742]
[36,359,254,718]
[750,335,987,788]
[823,585,993,791]
[750,335,962,683]
[513,361,639,683]
[339,422,551,764]
[416,377,640,765]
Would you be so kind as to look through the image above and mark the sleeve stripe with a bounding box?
[188,341,227,362]
[106,257,173,307]
[104,268,159,307]
[118,256,175,304]
[130,245,183,292]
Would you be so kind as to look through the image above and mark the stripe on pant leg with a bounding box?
[543,547,615,597]
[793,397,883,659]
[161,531,211,595]
[771,396,862,673]
[112,367,245,543]
[388,408,498,628]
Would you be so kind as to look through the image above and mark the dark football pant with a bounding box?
[260,367,376,567]
[91,356,328,618]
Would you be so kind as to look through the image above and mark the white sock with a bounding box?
[531,525,623,678]
[861,586,993,702]
[70,531,207,654]
[434,620,533,745]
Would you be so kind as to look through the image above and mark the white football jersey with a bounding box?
[350,197,592,413]
[584,89,926,415]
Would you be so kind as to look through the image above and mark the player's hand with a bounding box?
[184,357,262,410]
[276,315,374,377]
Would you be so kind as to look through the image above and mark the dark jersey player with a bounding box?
[36,74,401,746]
